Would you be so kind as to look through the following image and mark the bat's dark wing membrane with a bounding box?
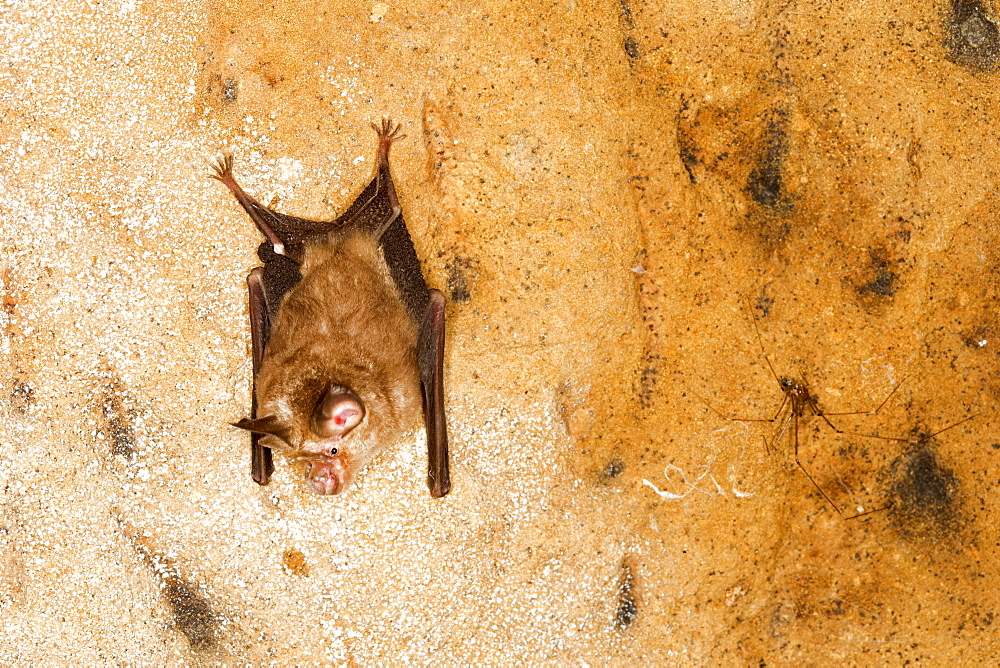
[235,197,337,248]
[246,268,273,484]
[418,289,449,497]
[378,209,431,321]
[366,120,450,497]
[213,119,450,496]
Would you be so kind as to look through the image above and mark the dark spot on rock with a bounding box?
[945,0,1000,72]
[100,380,136,457]
[2,285,17,319]
[9,380,34,414]
[445,256,476,303]
[754,288,774,318]
[857,248,899,299]
[744,109,794,249]
[769,601,797,639]
[678,140,698,182]
[129,531,222,651]
[675,97,699,183]
[615,560,638,629]
[961,324,992,349]
[746,111,790,211]
[205,73,242,105]
[222,77,239,103]
[601,456,625,479]
[618,0,634,26]
[887,444,962,539]
[161,574,220,651]
[639,363,658,408]
[858,270,896,297]
[624,37,640,59]
[826,599,846,616]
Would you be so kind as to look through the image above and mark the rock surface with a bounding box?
[0,0,997,663]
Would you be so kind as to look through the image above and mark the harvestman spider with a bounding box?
[706,300,975,519]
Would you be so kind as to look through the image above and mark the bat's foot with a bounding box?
[209,153,235,182]
[209,153,288,257]
[371,118,406,163]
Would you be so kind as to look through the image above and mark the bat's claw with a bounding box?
[373,119,405,173]
[372,118,406,144]
[209,153,234,182]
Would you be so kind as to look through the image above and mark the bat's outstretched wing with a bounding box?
[213,119,450,496]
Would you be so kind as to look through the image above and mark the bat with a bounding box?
[211,119,450,498]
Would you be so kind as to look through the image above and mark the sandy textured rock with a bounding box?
[0,0,997,663]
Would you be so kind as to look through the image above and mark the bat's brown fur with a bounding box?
[255,232,422,492]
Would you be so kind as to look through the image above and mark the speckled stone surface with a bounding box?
[1,0,997,663]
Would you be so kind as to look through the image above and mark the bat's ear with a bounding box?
[232,415,292,443]
[311,386,365,438]
[232,416,293,451]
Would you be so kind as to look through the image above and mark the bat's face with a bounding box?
[235,340,422,496]
[295,385,366,495]
[235,383,394,495]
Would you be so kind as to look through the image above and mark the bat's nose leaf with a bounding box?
[305,458,348,495]
[312,386,365,438]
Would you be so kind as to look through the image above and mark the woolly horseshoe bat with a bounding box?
[212,119,450,498]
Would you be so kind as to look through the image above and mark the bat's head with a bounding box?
[232,376,418,495]
[233,385,366,495]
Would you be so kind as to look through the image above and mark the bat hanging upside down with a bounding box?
[212,119,450,498]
